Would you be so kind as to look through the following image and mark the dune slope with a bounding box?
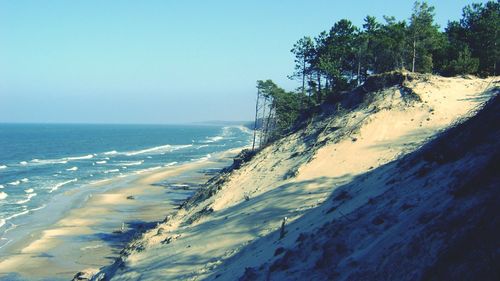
[85,73,498,281]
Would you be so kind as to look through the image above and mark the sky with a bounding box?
[0,0,487,124]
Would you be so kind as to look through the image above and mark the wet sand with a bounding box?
[0,148,242,281]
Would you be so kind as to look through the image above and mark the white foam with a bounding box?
[196,144,210,149]
[104,150,118,155]
[31,158,68,165]
[135,166,162,174]
[8,180,20,186]
[0,192,8,200]
[66,166,78,171]
[16,193,37,204]
[28,154,93,166]
[125,144,192,156]
[147,166,162,171]
[193,154,212,162]
[49,178,77,193]
[96,160,107,164]
[125,145,171,156]
[21,178,29,183]
[0,165,6,169]
[164,161,178,167]
[24,188,34,193]
[92,179,111,185]
[103,169,120,174]
[30,204,47,212]
[0,185,4,189]
[202,136,224,143]
[66,154,93,161]
[236,125,253,135]
[5,209,29,221]
[119,160,144,166]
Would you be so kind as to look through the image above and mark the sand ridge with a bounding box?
[94,75,497,281]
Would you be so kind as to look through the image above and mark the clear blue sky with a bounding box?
[0,0,486,124]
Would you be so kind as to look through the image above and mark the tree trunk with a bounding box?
[317,73,322,103]
[259,98,267,146]
[412,35,417,72]
[357,52,361,86]
[263,105,275,145]
[251,90,261,151]
[302,60,306,96]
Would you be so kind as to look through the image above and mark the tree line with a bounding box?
[252,0,499,149]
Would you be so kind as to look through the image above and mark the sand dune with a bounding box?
[86,73,497,281]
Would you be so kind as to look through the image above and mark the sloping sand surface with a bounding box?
[97,74,496,280]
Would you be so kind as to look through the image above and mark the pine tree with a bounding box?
[408,1,440,73]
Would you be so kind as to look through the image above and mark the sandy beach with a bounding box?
[0,147,244,281]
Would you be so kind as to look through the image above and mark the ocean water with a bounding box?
[0,123,252,248]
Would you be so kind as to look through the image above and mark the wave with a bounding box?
[164,161,178,167]
[103,150,118,155]
[236,125,253,135]
[92,178,111,185]
[30,204,47,212]
[202,136,224,143]
[118,160,144,166]
[49,178,78,193]
[16,193,37,204]
[25,188,34,193]
[196,144,210,149]
[8,180,20,186]
[4,209,29,221]
[193,154,212,162]
[125,144,192,156]
[103,169,120,174]
[66,166,78,171]
[31,158,68,165]
[96,160,107,164]
[66,154,94,161]
[0,165,6,169]
[0,185,4,189]
[135,166,162,174]
[0,192,8,200]
[21,178,29,183]
[27,154,93,167]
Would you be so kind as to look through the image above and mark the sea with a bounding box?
[0,123,252,249]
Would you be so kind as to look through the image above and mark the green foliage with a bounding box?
[290,36,315,94]
[371,17,408,73]
[408,1,441,72]
[447,47,480,75]
[255,0,499,143]
[461,1,500,75]
[256,80,302,141]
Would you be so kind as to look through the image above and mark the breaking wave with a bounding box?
[16,193,37,204]
[125,144,192,156]
[49,178,78,193]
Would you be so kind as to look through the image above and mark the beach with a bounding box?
[0,147,244,281]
